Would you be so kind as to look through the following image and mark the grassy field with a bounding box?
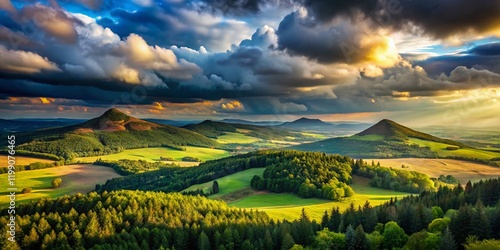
[367,158,500,184]
[75,146,231,165]
[0,164,121,207]
[216,132,261,144]
[182,168,265,198]
[0,155,53,167]
[231,176,411,221]
[408,138,500,159]
[297,132,328,139]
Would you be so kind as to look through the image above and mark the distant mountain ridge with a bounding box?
[279,117,334,131]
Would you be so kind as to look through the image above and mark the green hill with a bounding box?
[15,108,220,160]
[182,120,303,140]
[357,119,466,146]
[292,119,470,158]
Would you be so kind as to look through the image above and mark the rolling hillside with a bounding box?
[15,108,220,160]
[182,120,305,141]
[293,119,476,159]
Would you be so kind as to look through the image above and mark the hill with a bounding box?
[357,119,466,146]
[15,108,219,160]
[182,120,302,140]
[280,117,334,131]
[292,119,471,158]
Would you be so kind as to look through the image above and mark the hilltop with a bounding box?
[356,119,465,147]
[77,108,162,132]
[15,108,219,160]
[279,117,334,131]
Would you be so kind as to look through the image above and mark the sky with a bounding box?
[0,0,499,127]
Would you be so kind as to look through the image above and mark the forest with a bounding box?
[1,176,499,249]
[353,160,436,193]
[96,150,435,199]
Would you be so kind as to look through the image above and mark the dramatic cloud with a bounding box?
[98,5,254,52]
[18,4,82,44]
[276,8,399,68]
[204,0,500,42]
[0,45,60,73]
[0,0,500,124]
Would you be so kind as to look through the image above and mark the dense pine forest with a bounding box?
[2,177,500,249]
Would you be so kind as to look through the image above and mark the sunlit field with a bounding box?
[0,164,121,207]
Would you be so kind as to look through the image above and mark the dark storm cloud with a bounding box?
[415,43,500,75]
[199,0,294,16]
[276,11,356,63]
[204,0,500,39]
[216,46,263,67]
[468,42,500,56]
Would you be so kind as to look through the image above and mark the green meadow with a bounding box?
[230,176,411,221]
[408,138,500,159]
[0,155,53,167]
[182,168,265,198]
[183,167,411,221]
[75,146,231,163]
[216,132,261,144]
[0,164,121,207]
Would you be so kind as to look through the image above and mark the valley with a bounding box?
[2,108,500,249]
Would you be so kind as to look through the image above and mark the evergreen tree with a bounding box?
[439,227,456,250]
[321,211,329,229]
[264,230,274,250]
[281,233,295,250]
[199,231,211,250]
[213,181,220,194]
[329,207,342,232]
[345,225,356,250]
[470,200,491,240]
[354,225,369,250]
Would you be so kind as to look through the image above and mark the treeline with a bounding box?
[250,152,354,200]
[94,159,178,175]
[353,159,436,193]
[0,150,62,161]
[0,162,62,174]
[97,150,271,192]
[445,155,500,167]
